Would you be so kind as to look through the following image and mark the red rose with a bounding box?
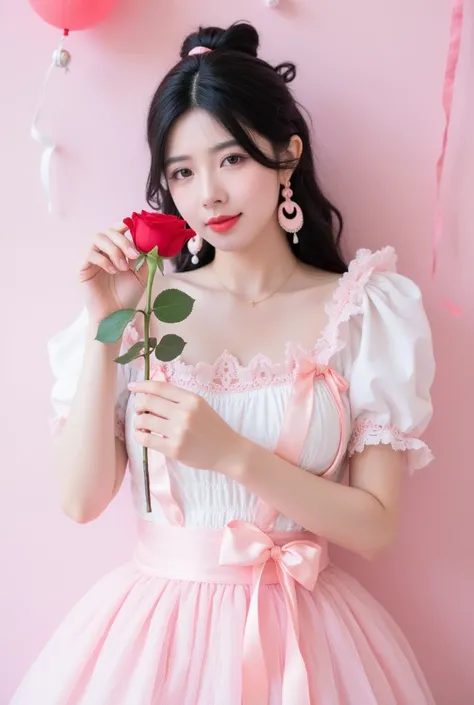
[123,211,195,257]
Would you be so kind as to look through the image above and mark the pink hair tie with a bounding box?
[188,46,213,56]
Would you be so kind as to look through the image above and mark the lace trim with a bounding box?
[348,419,434,472]
[122,246,397,393]
[50,415,126,442]
[317,246,397,365]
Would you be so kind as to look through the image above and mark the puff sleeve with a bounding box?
[47,307,132,442]
[347,268,435,473]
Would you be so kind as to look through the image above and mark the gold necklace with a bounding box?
[212,265,297,308]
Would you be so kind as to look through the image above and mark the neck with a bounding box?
[210,221,298,299]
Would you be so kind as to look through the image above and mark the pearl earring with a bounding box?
[187,234,203,265]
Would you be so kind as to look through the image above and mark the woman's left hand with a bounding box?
[128,380,246,475]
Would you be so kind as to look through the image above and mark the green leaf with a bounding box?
[114,338,157,364]
[135,253,146,272]
[155,334,186,362]
[153,288,195,324]
[95,309,136,343]
[156,256,165,275]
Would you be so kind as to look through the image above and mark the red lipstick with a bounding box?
[206,214,241,233]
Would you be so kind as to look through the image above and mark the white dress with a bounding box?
[10,246,436,705]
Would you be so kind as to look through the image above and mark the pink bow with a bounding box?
[277,359,348,470]
[220,521,324,705]
[295,359,348,394]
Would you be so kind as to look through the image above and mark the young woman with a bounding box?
[11,21,436,705]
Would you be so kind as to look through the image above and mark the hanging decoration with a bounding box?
[29,0,120,213]
[433,0,464,277]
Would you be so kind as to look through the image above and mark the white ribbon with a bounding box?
[30,34,71,215]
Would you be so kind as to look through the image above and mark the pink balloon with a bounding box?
[29,0,120,32]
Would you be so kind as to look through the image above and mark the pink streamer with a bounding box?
[433,0,464,276]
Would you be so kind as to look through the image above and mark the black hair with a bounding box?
[146,21,347,274]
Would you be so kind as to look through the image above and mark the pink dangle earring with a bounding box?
[187,233,203,265]
[278,179,304,245]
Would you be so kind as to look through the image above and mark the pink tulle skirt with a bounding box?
[10,522,435,705]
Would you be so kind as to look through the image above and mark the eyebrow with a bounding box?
[164,139,240,168]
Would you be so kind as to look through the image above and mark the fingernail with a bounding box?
[119,258,128,270]
[127,248,139,258]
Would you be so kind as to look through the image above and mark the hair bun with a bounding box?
[180,21,259,60]
[274,62,297,84]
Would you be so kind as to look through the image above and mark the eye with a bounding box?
[170,167,193,181]
[222,154,246,167]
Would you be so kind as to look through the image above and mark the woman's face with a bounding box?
[164,109,285,254]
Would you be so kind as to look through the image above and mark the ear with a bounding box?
[279,135,303,186]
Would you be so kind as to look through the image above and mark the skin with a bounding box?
[126,108,404,560]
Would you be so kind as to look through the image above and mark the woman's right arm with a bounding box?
[52,223,147,523]
[53,324,127,523]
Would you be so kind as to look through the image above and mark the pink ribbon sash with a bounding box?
[148,450,184,525]
[146,365,184,525]
[134,521,329,704]
[256,360,348,531]
[220,520,328,705]
[275,359,348,472]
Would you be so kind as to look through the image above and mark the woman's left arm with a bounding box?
[226,437,404,560]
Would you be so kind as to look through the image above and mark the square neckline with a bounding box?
[124,246,396,381]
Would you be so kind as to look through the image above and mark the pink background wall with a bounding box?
[1,1,473,702]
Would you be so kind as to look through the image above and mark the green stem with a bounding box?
[142,254,159,514]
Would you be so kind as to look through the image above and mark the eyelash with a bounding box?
[169,154,247,181]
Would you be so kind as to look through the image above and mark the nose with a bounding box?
[201,173,227,209]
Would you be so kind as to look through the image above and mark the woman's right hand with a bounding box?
[79,223,148,323]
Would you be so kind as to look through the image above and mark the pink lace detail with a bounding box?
[121,247,397,392]
[50,415,126,442]
[165,351,294,393]
[348,419,434,472]
[122,327,314,393]
[317,246,398,365]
